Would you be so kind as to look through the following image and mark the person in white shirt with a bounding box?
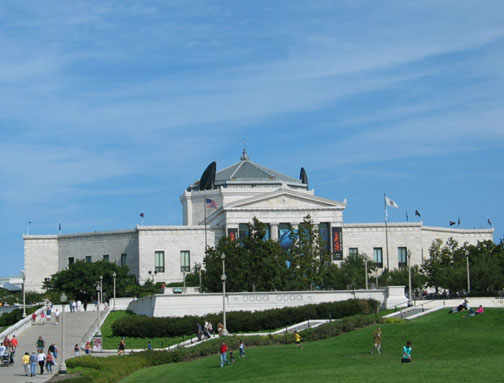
[37,351,46,374]
[0,342,6,357]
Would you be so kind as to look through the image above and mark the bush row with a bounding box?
[0,306,40,327]
[66,312,382,383]
[112,299,379,338]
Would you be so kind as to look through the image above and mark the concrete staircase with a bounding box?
[0,309,101,383]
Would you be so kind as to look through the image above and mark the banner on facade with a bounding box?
[332,226,343,260]
[228,228,238,241]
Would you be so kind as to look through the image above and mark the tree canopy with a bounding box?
[43,260,133,303]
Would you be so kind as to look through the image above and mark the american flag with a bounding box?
[206,199,219,209]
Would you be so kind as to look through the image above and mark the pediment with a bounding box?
[226,190,344,210]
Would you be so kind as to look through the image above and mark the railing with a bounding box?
[0,305,46,340]
[82,304,111,348]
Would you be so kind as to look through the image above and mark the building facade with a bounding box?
[24,150,494,292]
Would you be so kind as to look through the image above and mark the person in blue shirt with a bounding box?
[401,341,412,363]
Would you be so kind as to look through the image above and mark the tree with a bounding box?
[202,218,287,292]
[285,215,331,290]
[382,265,426,296]
[43,260,132,303]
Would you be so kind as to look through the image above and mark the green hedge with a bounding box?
[112,299,378,338]
[0,306,40,327]
[66,312,381,383]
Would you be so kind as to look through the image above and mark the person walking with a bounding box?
[220,342,229,367]
[46,351,54,373]
[294,331,303,349]
[239,340,246,358]
[74,344,80,357]
[55,309,60,324]
[22,352,30,376]
[37,350,46,374]
[29,351,37,376]
[371,327,382,354]
[36,336,45,353]
[11,335,18,351]
[401,341,412,363]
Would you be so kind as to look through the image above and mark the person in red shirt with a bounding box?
[11,335,18,351]
[220,342,229,367]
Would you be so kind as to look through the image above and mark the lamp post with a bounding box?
[112,272,116,311]
[96,275,103,336]
[364,258,368,290]
[183,271,187,293]
[466,249,471,295]
[221,253,228,336]
[21,271,26,318]
[195,262,202,293]
[407,250,413,306]
[59,293,67,374]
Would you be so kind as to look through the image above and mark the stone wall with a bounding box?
[126,286,407,317]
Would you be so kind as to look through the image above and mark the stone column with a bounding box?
[270,223,279,241]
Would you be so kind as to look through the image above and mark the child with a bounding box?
[147,341,152,351]
[229,351,235,364]
[239,340,246,358]
[371,327,382,354]
[401,341,412,363]
[294,331,303,349]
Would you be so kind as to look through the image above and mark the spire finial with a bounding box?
[241,138,249,161]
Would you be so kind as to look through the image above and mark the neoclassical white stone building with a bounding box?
[24,150,493,292]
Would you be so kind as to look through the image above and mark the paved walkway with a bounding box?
[0,310,99,383]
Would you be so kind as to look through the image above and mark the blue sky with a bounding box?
[1,1,503,277]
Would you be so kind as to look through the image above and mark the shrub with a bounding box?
[111,299,379,338]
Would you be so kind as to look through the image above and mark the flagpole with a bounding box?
[204,196,208,250]
[384,194,390,270]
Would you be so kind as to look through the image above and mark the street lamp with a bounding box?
[59,293,67,374]
[195,262,202,293]
[96,275,103,336]
[112,272,117,311]
[466,249,471,295]
[407,250,413,306]
[221,253,228,336]
[364,258,368,290]
[21,271,26,318]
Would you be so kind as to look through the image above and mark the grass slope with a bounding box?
[121,309,504,383]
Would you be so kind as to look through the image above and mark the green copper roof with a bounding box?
[215,149,302,186]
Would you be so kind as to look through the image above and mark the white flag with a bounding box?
[385,196,399,208]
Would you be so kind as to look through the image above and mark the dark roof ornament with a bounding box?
[300,167,308,189]
[199,161,217,190]
[240,139,249,161]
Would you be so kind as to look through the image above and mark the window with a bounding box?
[103,255,109,262]
[263,224,270,240]
[349,248,359,257]
[120,253,127,267]
[155,251,165,273]
[85,256,92,263]
[278,223,290,240]
[373,248,383,268]
[239,223,249,239]
[180,251,190,272]
[68,257,74,266]
[318,223,330,253]
[398,247,408,268]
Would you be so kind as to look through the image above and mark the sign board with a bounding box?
[331,226,343,260]
[92,336,102,352]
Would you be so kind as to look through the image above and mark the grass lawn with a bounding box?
[101,311,184,350]
[121,308,504,383]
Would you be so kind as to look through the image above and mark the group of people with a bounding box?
[370,327,413,363]
[20,336,59,376]
[68,300,90,312]
[31,303,60,325]
[219,340,246,367]
[197,320,214,341]
[0,335,18,365]
[449,300,484,317]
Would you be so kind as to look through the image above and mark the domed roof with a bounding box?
[214,148,305,188]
